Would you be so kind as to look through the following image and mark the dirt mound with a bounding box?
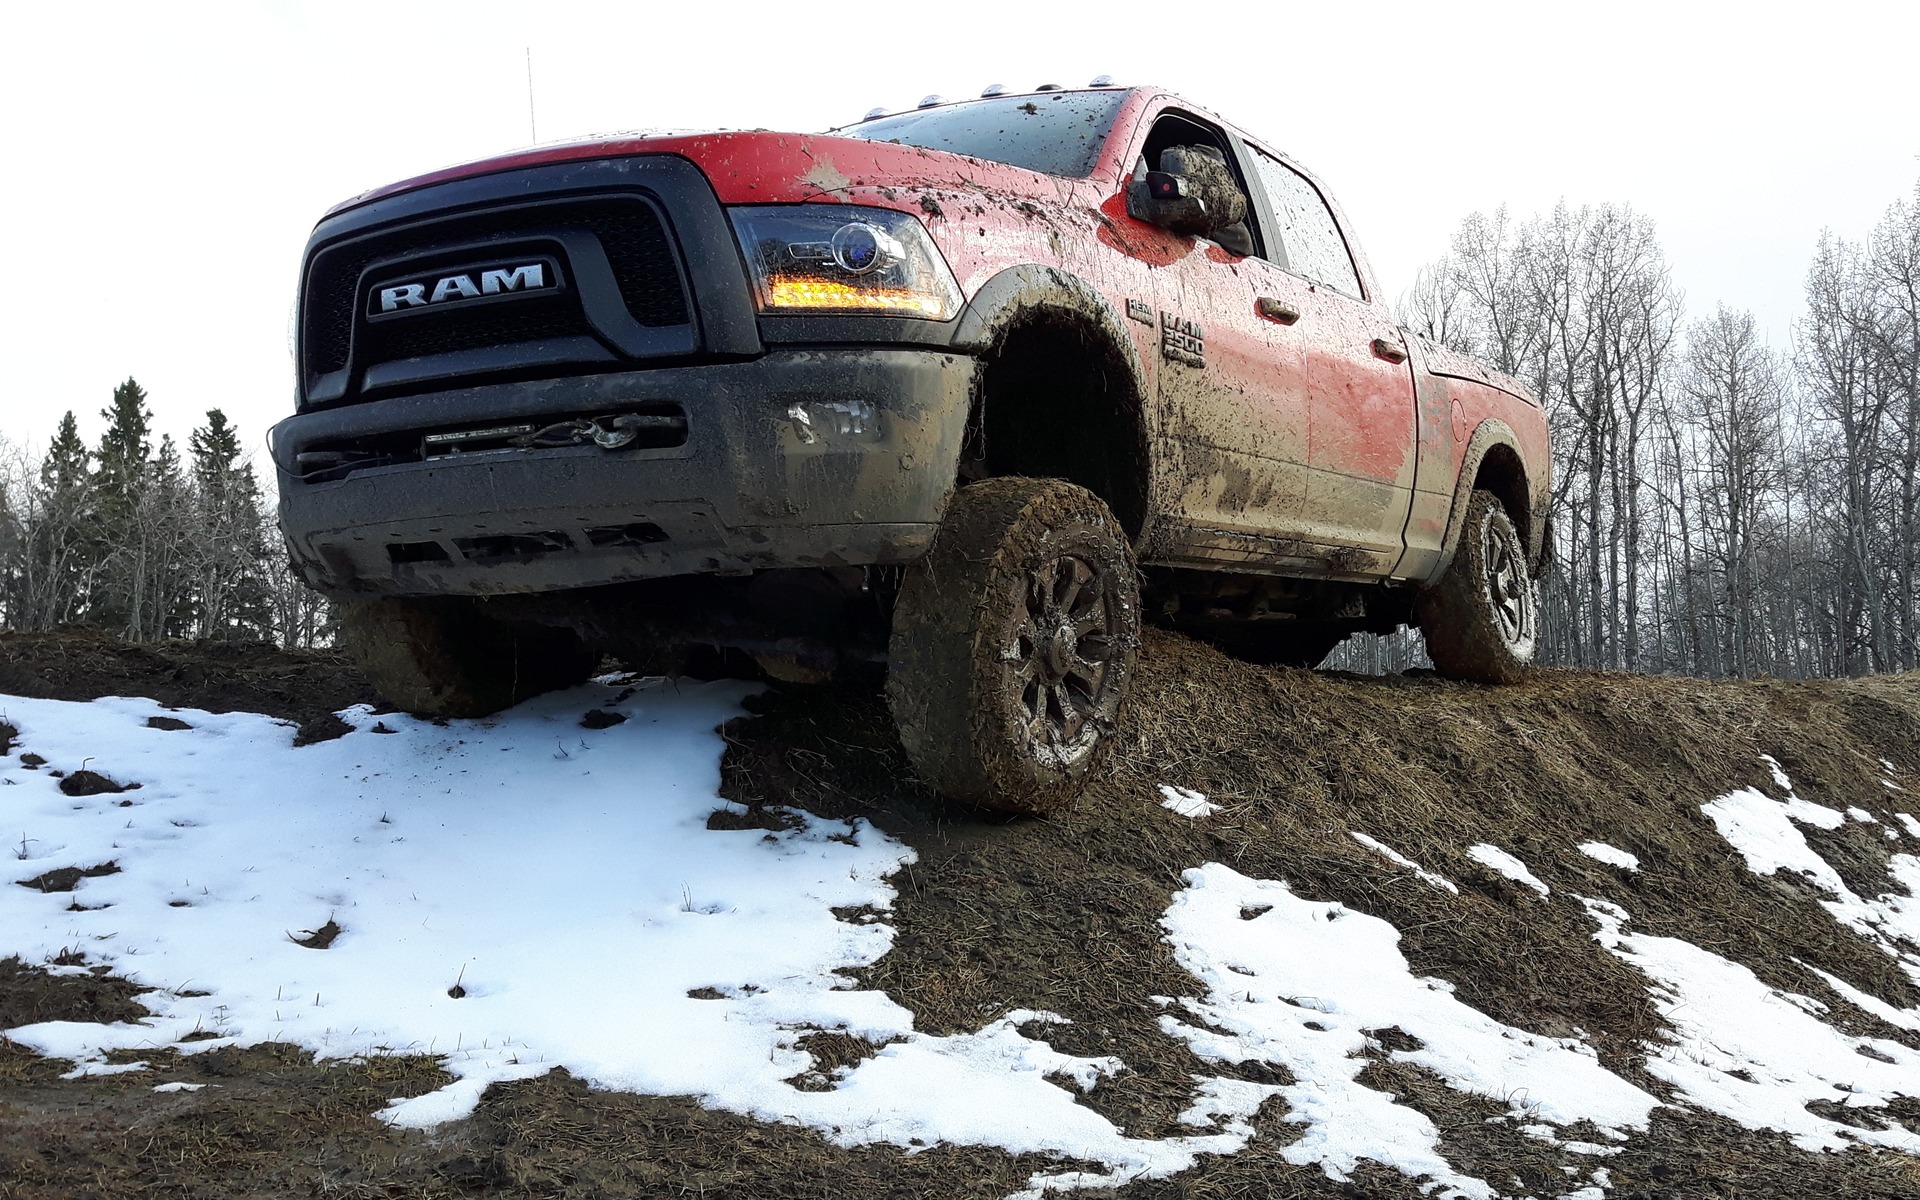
[0,626,377,735]
[7,627,1920,1196]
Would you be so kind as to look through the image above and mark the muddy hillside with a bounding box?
[5,625,1920,1199]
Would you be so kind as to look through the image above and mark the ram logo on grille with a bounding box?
[370,261,556,316]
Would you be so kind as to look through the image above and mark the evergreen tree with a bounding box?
[40,411,89,493]
[93,378,152,522]
[87,378,159,634]
[12,411,99,628]
[189,409,243,502]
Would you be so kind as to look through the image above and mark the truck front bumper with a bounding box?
[272,348,976,598]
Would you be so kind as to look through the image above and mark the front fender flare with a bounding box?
[949,265,1157,539]
[952,264,1147,384]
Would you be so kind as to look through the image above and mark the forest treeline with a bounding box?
[5,179,1919,678]
[1339,175,1920,679]
[0,381,327,647]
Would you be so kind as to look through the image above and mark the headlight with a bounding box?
[729,204,962,320]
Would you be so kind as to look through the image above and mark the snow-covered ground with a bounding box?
[6,681,1920,1198]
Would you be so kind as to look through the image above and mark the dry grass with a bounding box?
[8,628,1920,1195]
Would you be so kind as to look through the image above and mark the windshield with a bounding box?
[838,91,1127,178]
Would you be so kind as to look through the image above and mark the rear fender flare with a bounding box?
[1427,419,1541,585]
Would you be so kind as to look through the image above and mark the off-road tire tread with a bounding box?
[887,477,1140,814]
[1419,490,1535,685]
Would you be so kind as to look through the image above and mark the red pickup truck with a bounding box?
[273,82,1551,814]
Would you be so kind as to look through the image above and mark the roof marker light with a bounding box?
[861,107,887,121]
[1089,74,1116,87]
[1035,83,1063,92]
[917,94,945,109]
[981,83,1007,97]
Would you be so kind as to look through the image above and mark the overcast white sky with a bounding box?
[1,0,1915,459]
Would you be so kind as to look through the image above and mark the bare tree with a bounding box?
[1679,307,1785,675]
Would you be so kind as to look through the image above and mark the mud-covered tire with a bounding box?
[1418,490,1538,684]
[887,478,1141,814]
[336,597,596,718]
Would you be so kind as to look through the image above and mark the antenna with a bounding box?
[525,47,537,144]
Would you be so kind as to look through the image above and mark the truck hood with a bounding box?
[324,129,1092,219]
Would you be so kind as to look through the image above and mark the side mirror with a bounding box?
[1126,146,1248,238]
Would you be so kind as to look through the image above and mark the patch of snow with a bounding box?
[1848,807,1877,823]
[1157,785,1219,819]
[1761,753,1794,792]
[1699,772,1920,964]
[1576,842,1639,871]
[1898,813,1920,838]
[1349,833,1459,894]
[1702,788,1851,894]
[1466,844,1549,898]
[151,1081,205,1092]
[1801,962,1920,1034]
[1159,865,1656,1197]
[0,684,1288,1192]
[1785,796,1848,829]
[1584,898,1920,1153]
[60,1059,147,1079]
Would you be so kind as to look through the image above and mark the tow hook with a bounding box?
[515,413,686,450]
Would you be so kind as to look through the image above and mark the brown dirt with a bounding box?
[0,625,380,738]
[7,627,1920,1196]
[57,769,130,797]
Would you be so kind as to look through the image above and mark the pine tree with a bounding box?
[93,378,152,522]
[88,378,159,635]
[12,411,99,628]
[40,411,89,494]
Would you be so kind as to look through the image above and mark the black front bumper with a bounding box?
[273,348,976,598]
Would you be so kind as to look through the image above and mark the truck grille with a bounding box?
[362,302,588,364]
[302,195,690,381]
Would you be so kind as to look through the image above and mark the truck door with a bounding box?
[1244,144,1419,575]
[1130,110,1318,569]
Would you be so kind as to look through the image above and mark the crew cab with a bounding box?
[272,82,1551,812]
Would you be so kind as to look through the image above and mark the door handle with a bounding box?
[1371,337,1409,364]
[1256,297,1301,325]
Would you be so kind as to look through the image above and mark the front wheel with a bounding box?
[886,478,1142,814]
[1417,489,1538,684]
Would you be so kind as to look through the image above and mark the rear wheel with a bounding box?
[1418,490,1537,683]
[337,597,596,718]
[887,478,1141,814]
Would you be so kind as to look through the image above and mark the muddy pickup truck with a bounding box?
[272,82,1551,813]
